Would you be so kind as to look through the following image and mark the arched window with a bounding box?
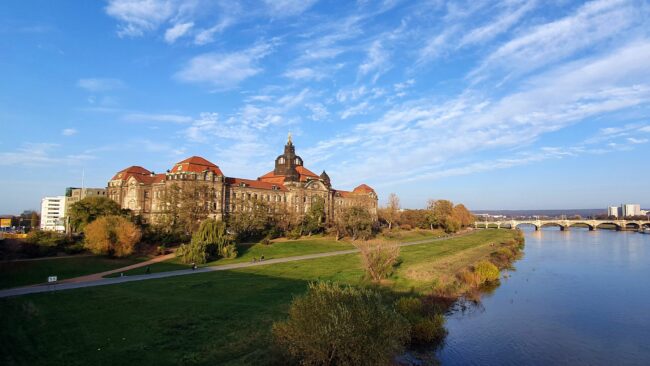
[279,157,285,164]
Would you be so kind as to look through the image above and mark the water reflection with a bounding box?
[437,229,650,366]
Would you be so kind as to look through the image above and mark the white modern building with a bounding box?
[40,196,67,232]
[608,203,645,218]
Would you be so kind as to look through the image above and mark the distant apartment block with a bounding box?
[608,204,647,218]
[65,187,106,205]
[40,196,67,232]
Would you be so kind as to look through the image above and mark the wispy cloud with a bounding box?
[164,21,193,43]
[0,143,94,166]
[175,42,275,89]
[61,128,77,136]
[77,78,125,92]
[263,0,318,17]
[123,113,192,123]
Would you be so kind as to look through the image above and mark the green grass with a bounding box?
[0,230,516,366]
[0,256,145,289]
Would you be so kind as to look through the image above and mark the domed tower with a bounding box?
[274,133,303,182]
[320,170,331,187]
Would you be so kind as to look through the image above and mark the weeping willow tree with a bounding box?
[177,219,237,264]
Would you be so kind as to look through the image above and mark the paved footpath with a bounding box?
[0,233,470,298]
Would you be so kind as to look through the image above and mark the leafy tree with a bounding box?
[83,215,141,257]
[68,197,124,232]
[273,282,410,366]
[158,181,213,235]
[378,193,401,230]
[303,196,326,235]
[25,230,65,247]
[356,241,401,282]
[177,219,236,264]
[227,197,270,241]
[334,206,374,240]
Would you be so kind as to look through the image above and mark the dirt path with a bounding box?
[0,231,475,298]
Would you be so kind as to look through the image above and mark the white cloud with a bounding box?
[194,18,233,45]
[0,143,94,166]
[175,42,274,89]
[627,137,648,144]
[358,39,390,82]
[123,113,192,123]
[263,0,318,17]
[284,67,323,81]
[164,22,193,43]
[61,128,77,136]
[469,0,640,83]
[341,101,370,119]
[77,78,125,92]
[105,0,176,37]
[306,103,329,121]
[459,0,537,47]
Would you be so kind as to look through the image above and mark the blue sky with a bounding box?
[1,0,650,214]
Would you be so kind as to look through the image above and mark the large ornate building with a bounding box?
[107,136,377,224]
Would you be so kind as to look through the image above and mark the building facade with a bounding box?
[107,137,377,224]
[65,187,107,206]
[40,196,67,232]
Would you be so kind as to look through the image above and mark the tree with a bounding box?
[378,193,401,230]
[177,219,236,264]
[83,215,141,257]
[452,204,474,228]
[356,241,401,282]
[158,181,213,235]
[227,197,270,241]
[68,197,124,232]
[303,196,326,235]
[335,206,374,240]
[273,282,409,366]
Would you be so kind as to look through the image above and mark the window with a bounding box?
[279,157,285,164]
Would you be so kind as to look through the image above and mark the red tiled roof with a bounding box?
[111,166,153,181]
[226,177,287,191]
[170,156,223,175]
[133,173,166,184]
[335,190,353,198]
[353,184,375,194]
[259,166,320,183]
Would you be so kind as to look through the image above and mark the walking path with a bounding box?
[58,252,177,284]
[0,232,470,298]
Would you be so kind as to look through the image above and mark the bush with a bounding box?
[220,244,238,259]
[273,282,410,366]
[400,224,412,231]
[260,236,272,245]
[474,261,500,284]
[287,227,302,240]
[356,241,400,282]
[63,243,85,255]
[84,215,141,257]
[25,230,65,247]
[177,219,235,264]
[395,297,447,346]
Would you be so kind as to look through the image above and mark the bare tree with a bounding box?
[379,193,401,230]
[356,241,401,282]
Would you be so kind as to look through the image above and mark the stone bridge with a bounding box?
[474,219,650,231]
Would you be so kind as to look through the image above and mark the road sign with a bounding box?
[47,276,57,283]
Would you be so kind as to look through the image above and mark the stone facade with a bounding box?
[107,137,377,224]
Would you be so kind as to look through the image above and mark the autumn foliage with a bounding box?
[83,215,141,257]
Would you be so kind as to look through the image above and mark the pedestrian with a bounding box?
[146,266,151,274]
[261,255,265,261]
[191,262,196,270]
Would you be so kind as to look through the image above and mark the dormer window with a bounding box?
[278,157,285,164]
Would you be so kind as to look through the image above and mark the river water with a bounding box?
[437,228,650,366]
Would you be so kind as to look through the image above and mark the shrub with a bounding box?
[177,219,234,264]
[25,230,65,247]
[400,224,412,231]
[287,227,302,240]
[356,241,400,282]
[474,261,500,284]
[260,236,272,245]
[220,244,238,259]
[394,296,447,346]
[273,282,409,366]
[84,215,141,257]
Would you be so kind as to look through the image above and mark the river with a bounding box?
[437,228,650,366]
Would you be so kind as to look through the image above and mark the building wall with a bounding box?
[40,196,67,232]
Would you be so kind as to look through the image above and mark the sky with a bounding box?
[1,0,650,214]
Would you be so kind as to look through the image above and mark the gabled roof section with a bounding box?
[112,166,153,181]
[170,156,223,175]
[226,177,287,191]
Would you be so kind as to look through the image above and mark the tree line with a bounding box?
[377,193,475,233]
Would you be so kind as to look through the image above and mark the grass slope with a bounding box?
[0,230,515,366]
[0,256,144,289]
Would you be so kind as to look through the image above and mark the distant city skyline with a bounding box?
[1,0,650,214]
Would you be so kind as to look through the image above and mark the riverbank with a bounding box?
[0,230,519,366]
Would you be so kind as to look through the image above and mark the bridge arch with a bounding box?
[595,222,622,230]
[540,222,567,231]
[625,222,641,230]
[643,223,650,229]
[514,223,539,230]
[568,222,595,231]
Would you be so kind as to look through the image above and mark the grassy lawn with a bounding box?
[0,230,516,366]
[0,256,145,290]
[108,230,443,278]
